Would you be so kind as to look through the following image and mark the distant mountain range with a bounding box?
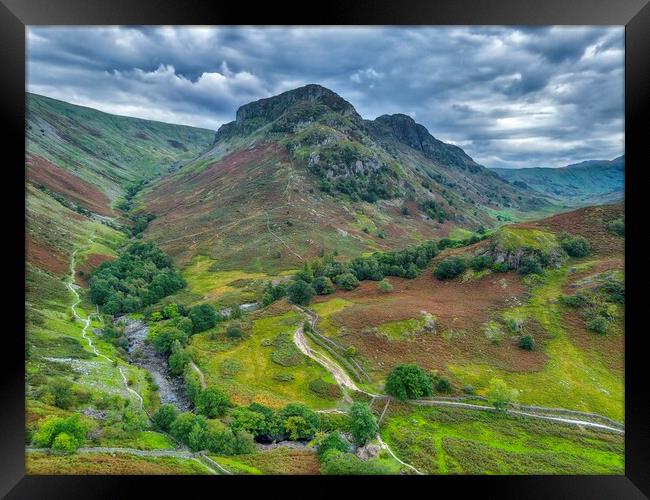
[491,156,624,205]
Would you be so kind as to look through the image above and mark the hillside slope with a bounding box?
[492,156,624,206]
[27,93,215,203]
[141,84,547,271]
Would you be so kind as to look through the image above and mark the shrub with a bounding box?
[435,377,453,394]
[33,414,89,451]
[51,432,76,454]
[320,450,395,475]
[385,364,433,401]
[271,332,301,367]
[587,316,608,335]
[196,387,230,418]
[46,378,75,409]
[187,417,209,452]
[312,276,335,295]
[606,217,624,236]
[492,262,510,273]
[229,304,243,320]
[189,304,219,333]
[518,254,543,275]
[560,292,591,308]
[226,323,244,339]
[487,378,518,410]
[205,427,255,455]
[434,257,467,280]
[175,317,194,336]
[600,279,625,303]
[152,404,178,432]
[349,402,378,446]
[559,234,591,258]
[319,412,352,433]
[309,379,342,399]
[286,279,316,306]
[168,342,190,376]
[469,255,492,271]
[317,432,350,458]
[378,279,393,293]
[334,273,359,291]
[170,412,199,443]
[518,335,535,351]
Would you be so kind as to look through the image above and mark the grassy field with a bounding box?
[209,447,321,475]
[448,259,624,421]
[188,306,340,409]
[26,452,212,475]
[381,403,624,474]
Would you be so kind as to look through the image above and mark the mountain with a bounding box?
[491,156,624,206]
[26,93,215,204]
[140,84,547,271]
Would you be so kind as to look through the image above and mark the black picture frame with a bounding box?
[2,1,648,497]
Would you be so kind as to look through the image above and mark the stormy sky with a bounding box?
[27,26,624,169]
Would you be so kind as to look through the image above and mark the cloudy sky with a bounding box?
[27,26,624,169]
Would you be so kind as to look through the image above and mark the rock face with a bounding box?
[366,113,483,173]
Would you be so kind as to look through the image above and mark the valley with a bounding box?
[25,85,625,475]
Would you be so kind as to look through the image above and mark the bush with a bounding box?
[349,402,378,446]
[435,377,453,393]
[434,257,467,280]
[487,378,518,410]
[175,317,194,336]
[51,432,77,454]
[378,279,393,293]
[189,304,219,333]
[492,262,510,273]
[560,234,591,258]
[152,404,178,432]
[312,276,335,295]
[271,332,301,367]
[46,378,75,409]
[560,292,591,308]
[600,279,625,303]
[317,432,350,458]
[226,323,244,339]
[518,255,543,275]
[196,387,230,418]
[204,427,255,455]
[385,364,433,401]
[587,316,608,335]
[168,342,190,375]
[170,412,199,443]
[286,279,316,306]
[469,255,492,271]
[334,273,359,291]
[518,335,535,351]
[320,450,395,475]
[606,217,624,236]
[309,378,342,399]
[33,414,89,451]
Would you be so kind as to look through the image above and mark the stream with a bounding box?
[116,317,192,411]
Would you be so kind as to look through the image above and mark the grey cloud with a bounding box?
[27,26,623,168]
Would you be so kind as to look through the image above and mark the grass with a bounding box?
[381,404,623,475]
[377,317,427,340]
[448,260,624,421]
[188,309,338,409]
[447,227,474,240]
[26,452,213,475]
[310,298,355,338]
[493,226,559,252]
[209,447,321,475]
[97,431,176,451]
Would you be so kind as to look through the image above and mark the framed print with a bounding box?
[2,0,648,497]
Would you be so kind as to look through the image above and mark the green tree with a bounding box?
[189,303,219,333]
[151,327,187,355]
[334,273,359,291]
[434,257,467,280]
[487,378,519,410]
[385,364,433,401]
[230,407,268,437]
[518,335,535,351]
[170,412,198,443]
[51,432,76,454]
[187,416,208,452]
[378,279,393,293]
[47,378,75,409]
[317,432,350,458]
[196,387,230,418]
[32,414,89,450]
[312,276,335,295]
[152,404,178,432]
[286,280,316,306]
[559,234,591,257]
[435,377,453,393]
[348,402,378,446]
[168,341,190,376]
[278,403,320,440]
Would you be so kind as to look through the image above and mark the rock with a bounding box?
[355,443,381,460]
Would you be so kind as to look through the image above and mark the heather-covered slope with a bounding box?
[141,84,547,271]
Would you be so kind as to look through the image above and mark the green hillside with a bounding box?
[492,157,624,206]
[27,93,215,201]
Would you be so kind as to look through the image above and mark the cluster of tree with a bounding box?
[385,364,456,400]
[32,414,90,454]
[153,404,254,454]
[89,243,185,315]
[419,199,447,223]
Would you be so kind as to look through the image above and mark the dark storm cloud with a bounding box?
[27,26,624,168]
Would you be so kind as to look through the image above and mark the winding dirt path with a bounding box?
[66,237,144,409]
[189,361,207,389]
